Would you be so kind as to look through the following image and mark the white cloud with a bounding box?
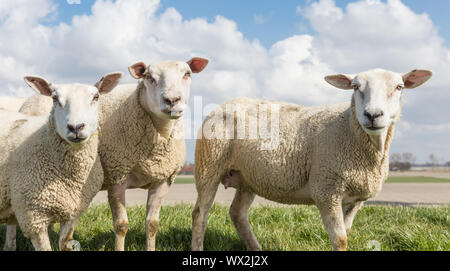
[0,0,449,162]
[299,0,450,162]
[301,0,448,72]
[263,35,349,105]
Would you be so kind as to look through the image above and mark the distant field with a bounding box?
[175,176,450,184]
[175,177,195,184]
[386,176,450,183]
[1,204,448,251]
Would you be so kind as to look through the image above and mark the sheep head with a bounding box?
[325,69,432,136]
[129,57,208,120]
[24,72,122,146]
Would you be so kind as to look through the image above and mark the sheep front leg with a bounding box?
[30,228,52,251]
[317,200,348,251]
[3,217,17,251]
[230,189,261,251]
[343,201,363,236]
[108,183,129,251]
[145,181,170,251]
[59,220,79,251]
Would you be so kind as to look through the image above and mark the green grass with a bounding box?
[1,204,448,251]
[386,176,450,183]
[175,176,450,184]
[174,177,195,184]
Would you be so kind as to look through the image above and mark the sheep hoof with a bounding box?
[66,240,81,251]
[222,170,241,189]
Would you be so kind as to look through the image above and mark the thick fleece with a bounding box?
[0,96,26,112]
[193,96,394,251]
[19,94,52,116]
[96,82,185,188]
[20,81,187,251]
[20,82,185,189]
[0,110,103,246]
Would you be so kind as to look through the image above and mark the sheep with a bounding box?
[19,94,54,116]
[191,68,432,251]
[0,72,122,251]
[18,58,209,251]
[0,96,26,111]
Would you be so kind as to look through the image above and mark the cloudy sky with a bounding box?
[1,0,449,163]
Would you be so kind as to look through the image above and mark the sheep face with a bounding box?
[129,58,208,120]
[52,84,101,145]
[24,73,122,146]
[325,69,432,135]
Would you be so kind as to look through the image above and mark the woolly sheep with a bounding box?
[191,68,432,251]
[0,96,26,112]
[0,73,122,251]
[19,94,54,116]
[18,58,209,251]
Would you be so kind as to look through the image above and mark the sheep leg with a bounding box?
[230,189,261,251]
[108,183,129,251]
[3,216,17,251]
[191,177,221,251]
[30,228,52,251]
[59,220,78,251]
[145,181,170,251]
[317,201,347,251]
[343,201,363,236]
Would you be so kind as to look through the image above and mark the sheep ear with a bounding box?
[95,72,123,95]
[187,57,209,73]
[24,76,53,96]
[324,74,354,90]
[128,62,147,79]
[402,69,432,89]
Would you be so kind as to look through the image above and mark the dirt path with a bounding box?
[91,183,450,207]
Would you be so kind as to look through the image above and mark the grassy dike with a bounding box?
[1,204,448,251]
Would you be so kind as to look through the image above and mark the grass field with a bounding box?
[1,204,448,251]
[175,176,450,184]
[386,176,450,183]
[174,177,196,184]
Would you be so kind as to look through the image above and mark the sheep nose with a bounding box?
[67,123,86,134]
[163,96,182,107]
[364,110,384,122]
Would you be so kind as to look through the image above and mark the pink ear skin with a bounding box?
[24,76,53,96]
[187,57,209,73]
[402,69,433,89]
[324,74,354,90]
[128,62,147,79]
[95,72,123,95]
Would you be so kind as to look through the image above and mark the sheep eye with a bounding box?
[145,73,155,84]
[52,95,59,103]
[93,94,100,102]
[184,72,191,79]
[352,85,360,91]
[396,85,403,91]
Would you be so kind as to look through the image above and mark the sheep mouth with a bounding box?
[365,126,385,131]
[162,109,183,119]
[67,136,88,143]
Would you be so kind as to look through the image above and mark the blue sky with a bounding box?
[57,0,450,48]
[2,0,450,164]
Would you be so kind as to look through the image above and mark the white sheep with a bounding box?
[18,58,209,251]
[0,73,122,251]
[0,96,26,111]
[192,68,432,251]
